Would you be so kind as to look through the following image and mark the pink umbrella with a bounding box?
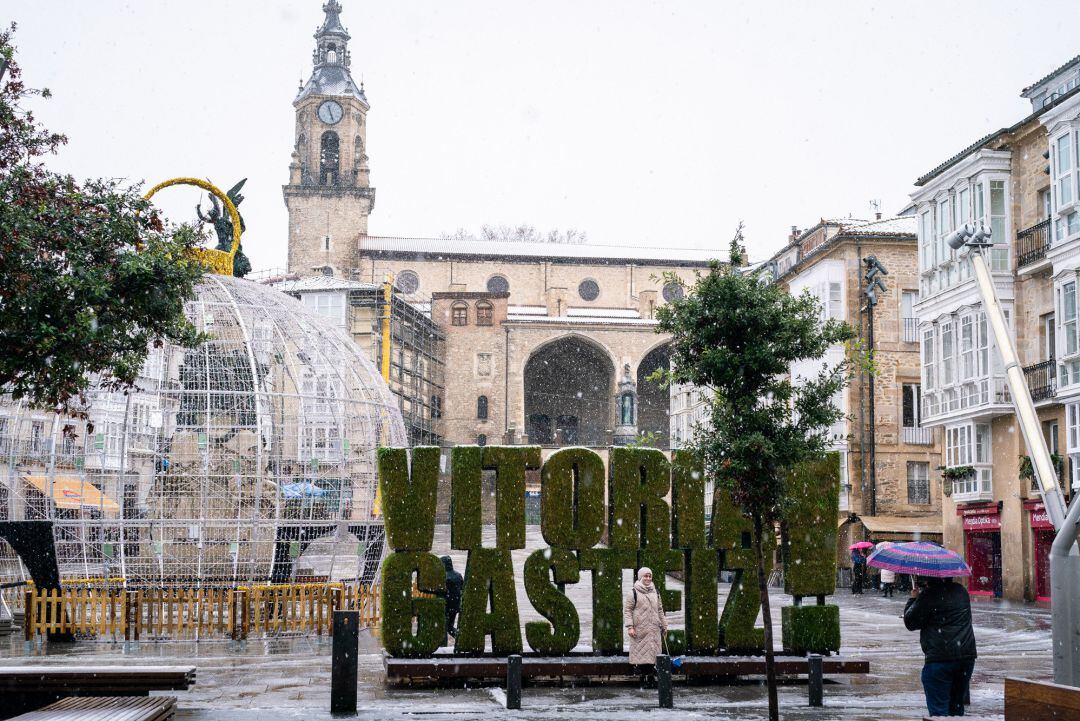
[849,541,875,551]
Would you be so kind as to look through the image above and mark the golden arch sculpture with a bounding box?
[144,177,242,276]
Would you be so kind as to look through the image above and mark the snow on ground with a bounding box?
[0,525,1052,720]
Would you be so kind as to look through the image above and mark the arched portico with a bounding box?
[523,336,616,446]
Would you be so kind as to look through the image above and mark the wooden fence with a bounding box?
[23,582,382,641]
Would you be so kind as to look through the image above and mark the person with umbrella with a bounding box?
[869,542,976,717]
[849,541,873,594]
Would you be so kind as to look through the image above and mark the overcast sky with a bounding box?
[9,1,1079,270]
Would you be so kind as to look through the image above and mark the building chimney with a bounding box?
[875,212,883,220]
[789,226,800,243]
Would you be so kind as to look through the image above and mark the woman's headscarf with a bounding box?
[635,566,655,594]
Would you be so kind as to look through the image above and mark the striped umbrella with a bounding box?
[866,541,971,578]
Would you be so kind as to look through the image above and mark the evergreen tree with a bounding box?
[0,25,204,412]
[655,224,854,721]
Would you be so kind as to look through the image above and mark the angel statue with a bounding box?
[196,178,252,277]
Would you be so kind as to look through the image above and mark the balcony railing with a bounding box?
[1016,219,1051,269]
[1023,359,1057,401]
[903,426,933,445]
[902,317,919,343]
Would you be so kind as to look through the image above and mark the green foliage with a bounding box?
[1018,454,1064,481]
[671,450,706,548]
[540,447,605,549]
[607,447,671,550]
[484,446,541,550]
[0,26,205,412]
[639,548,683,621]
[712,488,774,653]
[379,447,439,552]
[782,453,839,597]
[625,430,663,449]
[781,604,840,655]
[579,548,638,655]
[455,549,523,655]
[380,552,446,658]
[683,547,719,654]
[523,548,581,655]
[941,465,975,480]
[655,231,854,524]
[450,446,482,550]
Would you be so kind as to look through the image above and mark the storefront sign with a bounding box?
[959,504,1000,531]
[1024,500,1054,531]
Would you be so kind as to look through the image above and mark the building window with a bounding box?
[477,395,489,420]
[477,434,487,447]
[1068,403,1080,489]
[431,395,442,419]
[396,270,420,294]
[902,384,921,428]
[919,209,934,270]
[662,282,684,303]
[303,292,346,327]
[1044,312,1057,361]
[476,301,493,326]
[826,282,842,320]
[989,180,1009,271]
[940,320,955,387]
[487,275,509,294]
[578,279,600,301]
[1060,280,1080,387]
[945,422,993,497]
[1053,130,1080,243]
[907,462,930,505]
[477,353,492,377]
[451,302,468,326]
[922,327,936,391]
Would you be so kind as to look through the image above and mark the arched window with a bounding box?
[477,433,488,447]
[578,279,600,301]
[320,131,340,185]
[477,395,489,420]
[487,275,509,294]
[451,302,468,326]
[396,270,419,294]
[476,301,493,326]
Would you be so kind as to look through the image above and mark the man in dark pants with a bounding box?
[903,577,977,716]
[851,548,866,594]
[439,555,464,639]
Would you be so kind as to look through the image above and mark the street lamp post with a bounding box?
[946,222,1080,685]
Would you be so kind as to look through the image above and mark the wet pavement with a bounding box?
[0,526,1053,720]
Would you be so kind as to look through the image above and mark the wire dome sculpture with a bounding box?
[0,275,406,591]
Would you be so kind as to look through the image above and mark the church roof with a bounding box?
[358,235,718,266]
[296,65,368,105]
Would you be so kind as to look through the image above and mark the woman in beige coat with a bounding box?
[624,567,667,666]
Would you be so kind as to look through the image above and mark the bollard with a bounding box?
[656,654,673,709]
[506,654,522,710]
[331,609,359,714]
[808,654,823,707]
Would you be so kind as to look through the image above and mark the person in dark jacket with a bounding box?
[438,555,464,638]
[903,577,977,717]
[851,549,867,594]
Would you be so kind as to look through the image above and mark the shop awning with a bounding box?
[24,475,121,514]
[858,515,942,536]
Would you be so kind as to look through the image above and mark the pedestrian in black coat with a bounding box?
[903,577,977,717]
[439,555,464,638]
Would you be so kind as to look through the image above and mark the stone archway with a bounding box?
[524,337,615,447]
[637,344,671,448]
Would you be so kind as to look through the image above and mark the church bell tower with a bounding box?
[284,0,375,277]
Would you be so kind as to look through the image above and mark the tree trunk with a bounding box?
[753,514,779,721]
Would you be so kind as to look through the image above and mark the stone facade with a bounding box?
[766,218,943,562]
[910,60,1080,601]
[281,2,715,451]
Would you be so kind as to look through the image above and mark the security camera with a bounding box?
[945,223,975,250]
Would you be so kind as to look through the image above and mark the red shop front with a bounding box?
[1026,500,1054,601]
[959,503,1002,597]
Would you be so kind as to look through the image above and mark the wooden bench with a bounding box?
[1005,677,1080,721]
[10,696,176,721]
[0,666,194,720]
[385,654,869,686]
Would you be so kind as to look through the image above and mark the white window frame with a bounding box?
[1052,127,1080,244]
[922,326,936,391]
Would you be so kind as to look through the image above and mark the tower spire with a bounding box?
[313,0,351,70]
